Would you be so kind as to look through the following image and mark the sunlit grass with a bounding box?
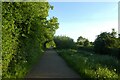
[57,49,120,80]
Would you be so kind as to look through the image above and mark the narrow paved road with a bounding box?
[25,49,80,79]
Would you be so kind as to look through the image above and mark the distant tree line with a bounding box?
[54,29,120,58]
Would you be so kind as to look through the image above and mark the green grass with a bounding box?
[57,49,120,80]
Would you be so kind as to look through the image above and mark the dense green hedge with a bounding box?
[54,36,76,49]
[2,2,58,78]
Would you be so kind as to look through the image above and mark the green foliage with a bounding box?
[54,36,76,49]
[77,36,93,53]
[83,39,90,47]
[77,36,91,47]
[77,46,94,53]
[46,40,56,48]
[57,49,120,80]
[2,2,58,78]
[77,36,86,46]
[94,29,120,56]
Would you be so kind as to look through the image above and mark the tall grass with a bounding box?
[57,49,120,80]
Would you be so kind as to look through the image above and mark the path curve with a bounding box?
[25,49,80,79]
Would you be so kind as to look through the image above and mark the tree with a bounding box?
[77,36,90,47]
[77,36,86,46]
[54,36,76,49]
[84,39,90,47]
[111,28,117,38]
[94,29,120,55]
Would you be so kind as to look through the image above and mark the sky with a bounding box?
[48,2,118,42]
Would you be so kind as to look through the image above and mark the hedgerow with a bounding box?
[2,2,58,78]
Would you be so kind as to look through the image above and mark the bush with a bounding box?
[54,36,76,49]
[94,30,120,57]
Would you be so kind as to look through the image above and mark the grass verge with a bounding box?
[57,49,120,80]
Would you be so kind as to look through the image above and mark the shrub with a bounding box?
[94,29,120,56]
[54,36,76,49]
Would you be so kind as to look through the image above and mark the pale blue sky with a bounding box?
[48,2,118,42]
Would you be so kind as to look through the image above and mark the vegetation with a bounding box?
[77,36,91,47]
[76,36,94,52]
[2,1,120,79]
[57,49,120,80]
[55,29,120,79]
[54,36,76,49]
[94,29,120,57]
[2,2,58,78]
